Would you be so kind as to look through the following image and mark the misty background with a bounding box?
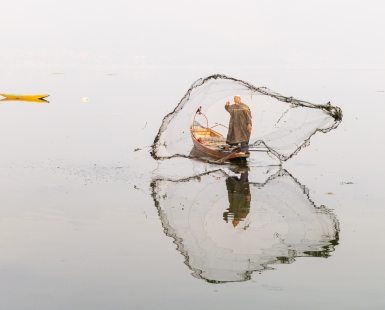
[2,0,385,69]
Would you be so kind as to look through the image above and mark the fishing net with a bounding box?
[151,168,340,283]
[151,74,342,162]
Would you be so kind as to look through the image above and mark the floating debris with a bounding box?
[82,97,89,102]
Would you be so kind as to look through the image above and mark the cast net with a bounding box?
[151,74,342,162]
[151,168,340,283]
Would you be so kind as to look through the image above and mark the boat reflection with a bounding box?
[0,98,49,104]
[151,165,340,283]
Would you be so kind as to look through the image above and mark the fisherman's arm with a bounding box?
[225,101,231,113]
[247,108,252,132]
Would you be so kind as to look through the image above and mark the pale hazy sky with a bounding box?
[1,0,385,68]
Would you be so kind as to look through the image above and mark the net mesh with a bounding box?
[151,74,342,162]
[151,168,340,283]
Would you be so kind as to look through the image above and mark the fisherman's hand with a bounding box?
[247,124,252,132]
[226,101,230,106]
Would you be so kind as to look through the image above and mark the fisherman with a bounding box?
[225,95,252,154]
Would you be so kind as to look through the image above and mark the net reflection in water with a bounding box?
[151,168,339,283]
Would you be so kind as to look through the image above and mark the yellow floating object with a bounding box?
[0,93,49,100]
[0,98,49,104]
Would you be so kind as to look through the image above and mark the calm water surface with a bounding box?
[0,68,384,309]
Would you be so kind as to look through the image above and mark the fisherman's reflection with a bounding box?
[223,166,251,227]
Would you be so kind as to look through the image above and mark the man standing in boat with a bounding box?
[225,95,252,154]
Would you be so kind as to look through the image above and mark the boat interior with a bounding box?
[191,123,244,154]
[191,125,226,147]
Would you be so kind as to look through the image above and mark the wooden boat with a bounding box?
[190,109,249,160]
[0,93,49,100]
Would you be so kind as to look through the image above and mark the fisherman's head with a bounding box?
[234,95,241,104]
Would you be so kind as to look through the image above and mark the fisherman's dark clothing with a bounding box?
[240,142,249,154]
[225,103,252,153]
[223,173,251,222]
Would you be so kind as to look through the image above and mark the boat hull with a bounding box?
[0,93,49,100]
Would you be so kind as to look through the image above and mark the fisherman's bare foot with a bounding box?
[238,152,245,155]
